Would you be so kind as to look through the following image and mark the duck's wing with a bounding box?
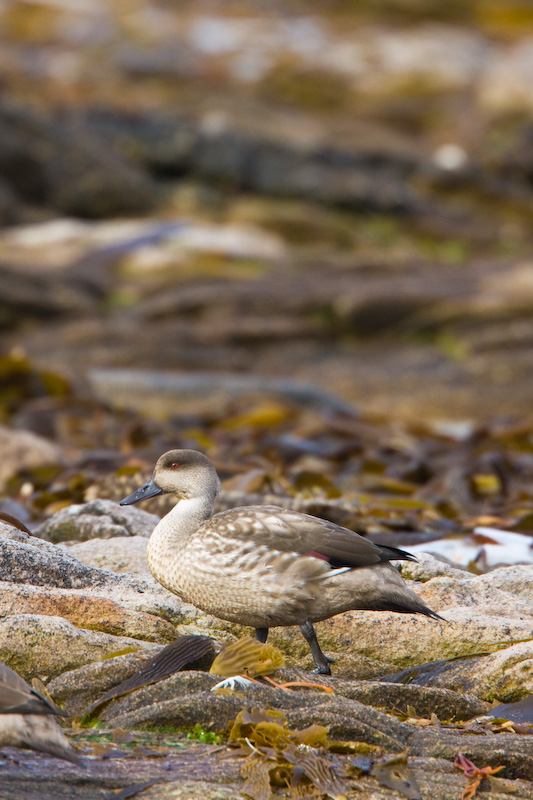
[0,662,60,716]
[208,506,414,569]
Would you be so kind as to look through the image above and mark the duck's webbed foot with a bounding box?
[300,621,332,675]
[255,627,269,643]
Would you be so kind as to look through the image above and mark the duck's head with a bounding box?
[119,449,221,506]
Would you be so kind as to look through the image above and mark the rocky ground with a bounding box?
[1,407,533,798]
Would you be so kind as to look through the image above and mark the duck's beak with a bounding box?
[120,478,164,505]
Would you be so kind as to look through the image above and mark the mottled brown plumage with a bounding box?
[0,662,81,764]
[121,449,442,673]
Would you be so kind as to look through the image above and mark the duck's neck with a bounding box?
[147,494,214,577]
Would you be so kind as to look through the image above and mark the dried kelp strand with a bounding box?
[210,636,285,677]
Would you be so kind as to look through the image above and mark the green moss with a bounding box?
[187,724,222,744]
[434,333,469,362]
[406,329,469,362]
[418,238,471,264]
[79,717,106,730]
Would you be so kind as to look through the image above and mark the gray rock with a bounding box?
[0,263,95,329]
[36,500,158,543]
[415,573,533,617]
[0,524,193,625]
[400,552,472,582]
[299,651,400,681]
[0,581,177,644]
[0,524,113,588]
[86,109,420,213]
[0,737,246,799]
[50,650,484,725]
[47,650,159,716]
[410,726,533,781]
[88,368,356,418]
[0,614,157,681]
[387,640,533,704]
[100,670,411,751]
[0,425,68,491]
[324,678,486,721]
[266,598,533,673]
[60,536,150,575]
[473,564,533,601]
[140,783,244,800]
[283,701,407,750]
[0,99,157,218]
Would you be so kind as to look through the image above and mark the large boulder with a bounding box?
[0,523,193,679]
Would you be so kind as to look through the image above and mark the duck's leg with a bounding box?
[255,627,268,643]
[300,621,332,675]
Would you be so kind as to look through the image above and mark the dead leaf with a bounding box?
[371,752,422,800]
[283,744,348,800]
[241,755,274,800]
[89,742,129,759]
[113,728,135,744]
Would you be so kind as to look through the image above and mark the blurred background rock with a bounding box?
[1,0,533,420]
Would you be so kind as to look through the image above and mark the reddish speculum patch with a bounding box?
[308,550,329,562]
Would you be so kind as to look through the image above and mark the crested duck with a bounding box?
[120,449,442,674]
[0,661,81,764]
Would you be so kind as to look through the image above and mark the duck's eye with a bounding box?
[170,462,179,469]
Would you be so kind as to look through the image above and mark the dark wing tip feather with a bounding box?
[382,600,445,621]
[424,608,446,622]
[376,544,418,563]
